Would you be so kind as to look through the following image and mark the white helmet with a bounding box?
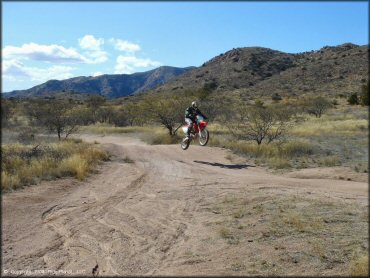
[191,101,198,108]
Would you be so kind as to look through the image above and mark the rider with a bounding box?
[184,101,207,139]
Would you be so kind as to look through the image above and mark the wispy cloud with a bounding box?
[93,71,103,77]
[3,36,109,65]
[109,38,141,53]
[2,35,162,91]
[114,55,161,74]
[78,35,108,63]
[79,35,104,50]
[3,43,87,64]
[2,59,75,83]
[109,38,161,73]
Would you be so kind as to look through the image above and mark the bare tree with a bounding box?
[229,104,295,145]
[25,100,81,140]
[305,96,332,118]
[144,94,187,136]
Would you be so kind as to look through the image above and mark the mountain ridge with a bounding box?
[4,66,195,99]
[155,43,368,97]
[4,42,368,99]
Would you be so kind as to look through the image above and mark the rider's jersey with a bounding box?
[185,106,204,120]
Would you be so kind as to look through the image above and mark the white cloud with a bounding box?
[2,59,30,78]
[3,59,75,83]
[3,43,87,64]
[78,35,108,63]
[93,71,103,77]
[84,49,108,64]
[79,35,104,50]
[114,55,161,74]
[28,65,75,82]
[2,40,109,65]
[109,38,141,53]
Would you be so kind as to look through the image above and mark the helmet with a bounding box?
[191,101,198,108]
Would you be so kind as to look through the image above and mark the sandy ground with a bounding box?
[2,134,368,276]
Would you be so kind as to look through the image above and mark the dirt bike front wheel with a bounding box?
[181,137,190,150]
[199,128,209,146]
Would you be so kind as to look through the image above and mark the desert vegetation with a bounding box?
[2,80,368,175]
[207,191,368,276]
[1,138,109,191]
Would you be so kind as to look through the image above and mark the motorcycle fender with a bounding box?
[199,121,207,129]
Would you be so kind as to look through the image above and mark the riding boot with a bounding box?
[187,126,192,138]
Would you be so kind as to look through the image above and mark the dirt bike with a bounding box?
[181,115,209,150]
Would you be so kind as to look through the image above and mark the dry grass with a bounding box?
[140,129,183,145]
[208,190,368,275]
[79,123,153,135]
[209,105,367,170]
[210,138,314,159]
[210,137,314,169]
[60,154,90,180]
[290,117,368,137]
[318,155,341,167]
[267,157,292,169]
[348,250,369,276]
[1,139,109,191]
[81,123,183,145]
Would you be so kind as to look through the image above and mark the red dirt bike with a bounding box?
[181,115,209,150]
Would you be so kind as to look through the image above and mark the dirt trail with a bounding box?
[2,134,368,276]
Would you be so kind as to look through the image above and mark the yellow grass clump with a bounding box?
[1,139,109,191]
[290,118,368,137]
[348,251,369,276]
[210,138,314,160]
[1,171,21,191]
[60,154,89,180]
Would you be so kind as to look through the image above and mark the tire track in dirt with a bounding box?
[2,134,368,276]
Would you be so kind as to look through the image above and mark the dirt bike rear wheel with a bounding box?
[181,137,190,150]
[199,128,209,146]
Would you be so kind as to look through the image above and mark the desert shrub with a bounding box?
[1,99,16,127]
[254,99,264,107]
[359,83,369,106]
[303,96,332,118]
[229,103,296,145]
[271,93,282,101]
[348,93,359,105]
[16,128,35,144]
[86,94,106,122]
[24,99,82,140]
[110,107,129,127]
[143,94,188,135]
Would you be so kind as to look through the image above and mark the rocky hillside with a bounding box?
[4,43,368,99]
[155,43,368,97]
[4,66,194,99]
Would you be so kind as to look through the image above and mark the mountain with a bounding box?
[4,43,368,99]
[4,66,195,99]
[155,43,369,97]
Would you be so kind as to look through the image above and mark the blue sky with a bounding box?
[2,1,369,92]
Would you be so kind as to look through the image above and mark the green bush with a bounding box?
[359,84,369,106]
[348,93,359,105]
[271,93,282,101]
